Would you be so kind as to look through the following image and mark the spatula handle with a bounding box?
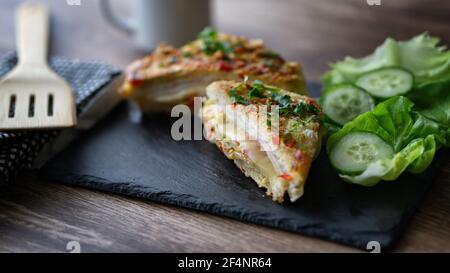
[16,3,49,66]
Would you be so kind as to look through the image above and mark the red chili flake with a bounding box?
[305,97,321,109]
[218,61,233,72]
[130,78,143,88]
[234,47,246,54]
[284,139,297,148]
[272,135,280,146]
[279,173,293,181]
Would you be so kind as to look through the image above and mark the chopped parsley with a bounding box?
[294,102,320,116]
[266,111,273,127]
[294,103,307,116]
[229,85,250,105]
[249,88,264,99]
[228,81,320,118]
[198,27,234,56]
[199,27,217,40]
[289,121,302,133]
[258,50,281,59]
[233,96,250,105]
[248,80,265,98]
[271,93,291,109]
[252,80,265,89]
[269,92,291,116]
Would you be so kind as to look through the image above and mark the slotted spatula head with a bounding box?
[0,3,76,130]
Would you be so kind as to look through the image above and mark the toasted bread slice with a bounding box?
[120,28,307,112]
[203,80,323,203]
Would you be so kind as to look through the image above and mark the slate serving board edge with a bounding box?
[40,149,447,251]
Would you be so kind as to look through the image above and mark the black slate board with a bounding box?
[38,84,448,250]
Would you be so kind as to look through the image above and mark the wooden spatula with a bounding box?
[0,3,77,130]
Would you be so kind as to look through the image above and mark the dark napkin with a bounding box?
[0,52,121,186]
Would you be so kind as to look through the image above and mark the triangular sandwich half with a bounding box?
[120,28,307,112]
[203,80,323,203]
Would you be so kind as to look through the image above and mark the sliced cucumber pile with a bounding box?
[321,84,375,126]
[329,132,394,175]
[356,67,414,98]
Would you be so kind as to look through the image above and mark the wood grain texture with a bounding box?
[0,0,449,252]
[0,176,359,253]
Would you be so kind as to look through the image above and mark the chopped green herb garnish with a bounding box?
[202,40,221,55]
[258,50,281,59]
[220,42,233,54]
[198,27,234,56]
[266,111,272,127]
[232,96,250,105]
[267,50,281,58]
[279,108,291,116]
[271,94,292,109]
[229,86,250,105]
[289,121,302,133]
[253,80,264,88]
[270,93,292,116]
[306,103,320,114]
[294,103,306,116]
[294,102,320,116]
[228,87,238,97]
[248,80,266,99]
[228,81,320,118]
[198,27,217,40]
[249,88,265,98]
[266,85,281,93]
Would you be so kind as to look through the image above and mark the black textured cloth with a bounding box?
[0,53,121,185]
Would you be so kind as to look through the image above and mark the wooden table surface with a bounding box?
[0,0,449,253]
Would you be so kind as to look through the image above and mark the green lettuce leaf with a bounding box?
[327,97,447,186]
[408,79,450,128]
[407,135,437,173]
[322,33,450,87]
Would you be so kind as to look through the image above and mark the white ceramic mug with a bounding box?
[100,0,211,50]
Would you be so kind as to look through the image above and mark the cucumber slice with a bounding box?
[356,67,414,98]
[321,84,375,126]
[330,132,394,175]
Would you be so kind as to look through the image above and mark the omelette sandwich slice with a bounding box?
[203,80,323,203]
[120,27,307,112]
